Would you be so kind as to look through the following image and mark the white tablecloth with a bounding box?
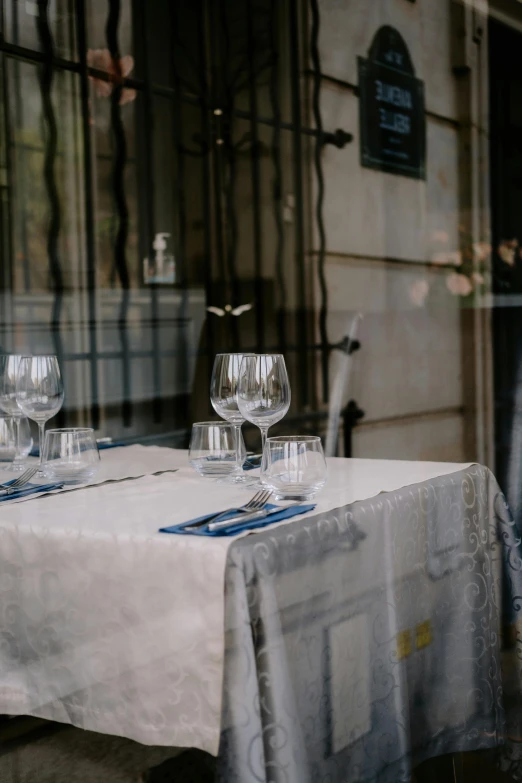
[1,444,187,503]
[0,447,472,755]
[217,463,516,783]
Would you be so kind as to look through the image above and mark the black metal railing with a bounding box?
[0,0,352,442]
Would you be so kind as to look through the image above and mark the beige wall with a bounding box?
[314,0,490,463]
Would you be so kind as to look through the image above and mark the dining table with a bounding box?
[0,445,522,782]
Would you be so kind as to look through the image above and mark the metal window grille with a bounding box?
[0,0,348,445]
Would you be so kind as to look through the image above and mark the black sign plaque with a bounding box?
[358,26,426,180]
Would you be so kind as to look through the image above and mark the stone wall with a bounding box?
[315,0,485,462]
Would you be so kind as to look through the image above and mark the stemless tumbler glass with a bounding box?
[210,353,255,484]
[261,435,327,500]
[189,422,242,477]
[237,354,291,450]
[17,417,33,459]
[42,428,100,484]
[0,354,26,471]
[16,355,64,474]
[0,416,16,471]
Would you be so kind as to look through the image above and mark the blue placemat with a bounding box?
[159,502,316,537]
[0,481,63,502]
[243,458,261,471]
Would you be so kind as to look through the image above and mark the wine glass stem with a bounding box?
[260,427,269,452]
[38,422,46,469]
[14,417,20,461]
[233,423,243,468]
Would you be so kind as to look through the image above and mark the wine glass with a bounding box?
[210,353,255,485]
[16,355,64,473]
[0,354,26,471]
[237,354,291,451]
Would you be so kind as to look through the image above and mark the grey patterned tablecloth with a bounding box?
[216,464,522,783]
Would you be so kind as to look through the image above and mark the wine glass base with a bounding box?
[216,473,260,487]
[10,461,27,473]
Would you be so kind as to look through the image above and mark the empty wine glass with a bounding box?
[16,355,64,473]
[237,354,291,450]
[210,353,255,484]
[0,354,26,471]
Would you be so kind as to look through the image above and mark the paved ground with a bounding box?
[0,719,518,782]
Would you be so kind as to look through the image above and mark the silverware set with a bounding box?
[185,489,272,531]
[0,465,38,496]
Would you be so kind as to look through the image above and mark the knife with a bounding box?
[205,505,305,533]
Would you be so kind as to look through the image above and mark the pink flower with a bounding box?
[472,242,491,263]
[446,273,473,296]
[409,279,430,307]
[498,240,518,266]
[87,49,136,106]
[472,272,484,285]
[431,251,462,266]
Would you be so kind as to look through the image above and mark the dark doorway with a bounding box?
[489,17,522,508]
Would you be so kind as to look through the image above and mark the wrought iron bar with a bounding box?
[135,0,162,424]
[309,0,329,402]
[288,0,309,407]
[61,341,325,362]
[208,0,227,292]
[76,0,100,429]
[36,0,65,425]
[0,9,11,272]
[198,0,215,392]
[172,4,190,403]
[247,0,264,354]
[11,3,30,294]
[1,39,344,139]
[106,0,132,426]
[0,48,13,330]
[269,0,287,355]
[220,0,240,350]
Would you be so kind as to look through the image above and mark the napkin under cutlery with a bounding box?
[160,502,316,537]
[243,454,262,471]
[0,481,63,502]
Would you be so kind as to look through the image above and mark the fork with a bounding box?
[184,489,272,531]
[0,465,39,495]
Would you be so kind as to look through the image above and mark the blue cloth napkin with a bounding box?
[243,455,261,471]
[159,502,316,537]
[0,481,63,502]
